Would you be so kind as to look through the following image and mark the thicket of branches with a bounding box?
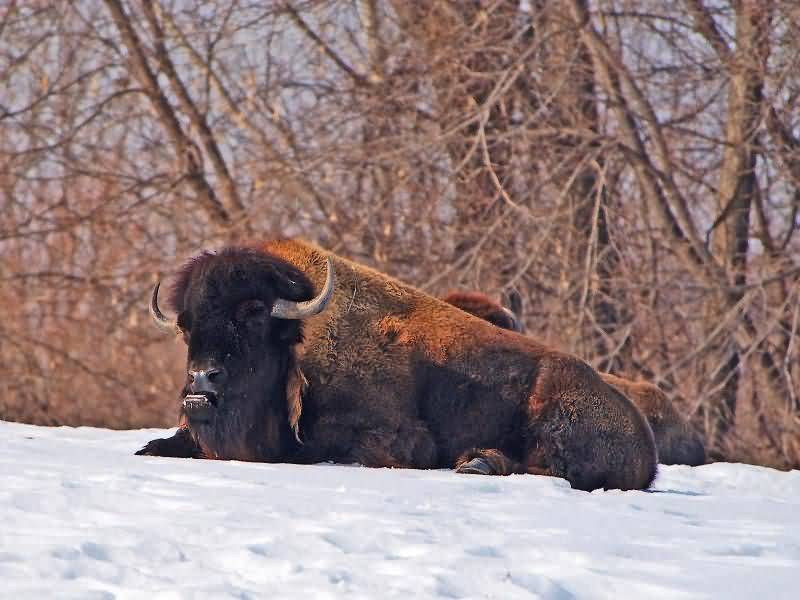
[2,1,799,468]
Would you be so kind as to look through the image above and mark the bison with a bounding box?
[137,239,657,491]
[441,291,524,333]
[441,291,706,466]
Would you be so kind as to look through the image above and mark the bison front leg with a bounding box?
[349,422,439,470]
[454,448,521,476]
[135,426,203,458]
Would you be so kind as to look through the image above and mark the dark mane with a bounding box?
[151,244,320,463]
[168,245,315,314]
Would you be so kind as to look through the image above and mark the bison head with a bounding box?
[441,291,524,333]
[150,246,333,461]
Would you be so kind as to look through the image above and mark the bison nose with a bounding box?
[188,364,227,395]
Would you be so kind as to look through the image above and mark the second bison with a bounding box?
[442,291,705,466]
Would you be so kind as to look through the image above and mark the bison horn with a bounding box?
[150,281,179,334]
[271,256,335,320]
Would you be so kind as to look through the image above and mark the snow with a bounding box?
[1,420,798,600]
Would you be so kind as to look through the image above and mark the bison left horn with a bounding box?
[271,256,335,320]
[150,281,179,334]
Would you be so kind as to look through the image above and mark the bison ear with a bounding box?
[286,357,307,444]
[506,290,523,318]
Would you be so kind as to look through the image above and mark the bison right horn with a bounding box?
[150,281,179,334]
[271,256,335,320]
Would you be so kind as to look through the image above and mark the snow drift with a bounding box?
[1,420,797,599]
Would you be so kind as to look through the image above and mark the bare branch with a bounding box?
[567,0,721,283]
[283,3,368,87]
[685,0,732,63]
[140,0,246,221]
[101,0,232,227]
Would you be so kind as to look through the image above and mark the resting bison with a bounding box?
[137,239,657,491]
[442,291,706,466]
[441,292,524,333]
[589,373,706,466]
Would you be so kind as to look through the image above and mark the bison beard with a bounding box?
[137,239,658,491]
[441,291,706,466]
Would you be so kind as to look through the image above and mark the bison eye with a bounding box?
[236,299,267,323]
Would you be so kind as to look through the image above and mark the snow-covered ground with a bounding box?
[0,421,797,600]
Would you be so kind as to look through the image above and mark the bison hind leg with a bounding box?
[454,448,521,476]
[665,427,707,466]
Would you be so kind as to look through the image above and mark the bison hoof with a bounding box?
[456,457,492,475]
[135,439,167,456]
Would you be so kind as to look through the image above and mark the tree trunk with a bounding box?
[703,0,771,451]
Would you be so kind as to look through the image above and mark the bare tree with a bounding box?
[1,0,798,468]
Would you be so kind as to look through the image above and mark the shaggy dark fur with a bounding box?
[148,248,312,461]
[137,239,657,491]
[600,374,706,466]
[442,291,706,466]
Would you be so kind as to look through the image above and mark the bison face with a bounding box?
[150,247,333,460]
[178,297,285,427]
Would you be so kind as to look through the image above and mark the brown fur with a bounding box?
[139,239,657,491]
[599,374,706,466]
[442,291,522,332]
[442,291,706,466]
